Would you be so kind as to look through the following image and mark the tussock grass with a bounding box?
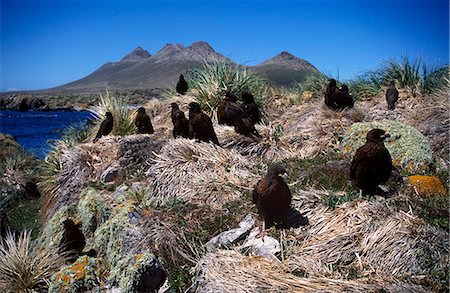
[0,230,63,292]
[374,56,449,96]
[147,138,259,208]
[39,135,162,222]
[421,65,450,95]
[187,61,268,112]
[194,250,431,293]
[60,121,93,146]
[348,76,381,101]
[215,124,297,163]
[377,56,422,96]
[274,102,363,158]
[89,91,136,140]
[300,72,330,98]
[286,200,448,285]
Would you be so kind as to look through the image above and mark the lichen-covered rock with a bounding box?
[109,253,166,293]
[39,205,76,248]
[50,255,103,292]
[94,203,137,267]
[94,202,167,292]
[77,188,112,235]
[407,175,447,196]
[341,120,434,174]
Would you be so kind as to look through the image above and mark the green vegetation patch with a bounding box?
[89,91,137,138]
[5,199,41,240]
[281,155,360,208]
[342,121,433,174]
[187,61,268,111]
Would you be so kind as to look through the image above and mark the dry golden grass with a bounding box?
[286,199,448,280]
[273,101,363,158]
[215,124,297,163]
[147,138,259,208]
[193,250,430,293]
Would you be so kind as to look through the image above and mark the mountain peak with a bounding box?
[120,47,151,63]
[152,41,228,63]
[189,41,213,51]
[153,43,185,59]
[258,51,318,71]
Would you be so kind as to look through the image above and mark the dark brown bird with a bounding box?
[253,164,308,230]
[188,102,220,145]
[325,79,354,110]
[241,91,261,124]
[59,219,86,263]
[135,107,154,134]
[176,74,189,95]
[219,92,261,140]
[350,128,393,196]
[93,112,113,142]
[386,80,399,110]
[170,102,190,138]
[218,91,238,126]
[325,78,338,108]
[338,84,354,108]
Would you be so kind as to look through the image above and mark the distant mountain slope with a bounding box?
[252,51,319,86]
[48,42,319,93]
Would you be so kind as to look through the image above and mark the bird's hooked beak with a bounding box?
[381,133,391,140]
[279,172,289,180]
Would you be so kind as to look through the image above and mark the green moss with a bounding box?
[342,121,434,174]
[49,255,103,292]
[77,188,111,235]
[387,193,449,231]
[5,199,41,239]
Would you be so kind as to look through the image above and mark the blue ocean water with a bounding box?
[0,110,94,158]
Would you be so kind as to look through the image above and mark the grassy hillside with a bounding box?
[0,58,448,292]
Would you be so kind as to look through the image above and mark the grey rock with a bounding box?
[100,164,124,183]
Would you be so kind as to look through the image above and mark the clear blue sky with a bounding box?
[1,0,448,91]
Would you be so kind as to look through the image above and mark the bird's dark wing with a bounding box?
[350,145,367,180]
[224,102,248,121]
[217,101,228,125]
[245,103,260,123]
[95,119,109,139]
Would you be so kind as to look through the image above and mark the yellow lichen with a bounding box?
[408,175,448,196]
[68,255,89,280]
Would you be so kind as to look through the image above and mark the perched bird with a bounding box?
[241,91,261,124]
[218,91,238,126]
[324,79,338,108]
[188,102,220,145]
[176,74,189,95]
[338,84,354,108]
[386,80,399,110]
[59,219,86,263]
[219,92,261,140]
[170,102,190,138]
[93,112,113,142]
[324,79,354,110]
[350,128,393,196]
[253,164,308,230]
[135,107,154,134]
